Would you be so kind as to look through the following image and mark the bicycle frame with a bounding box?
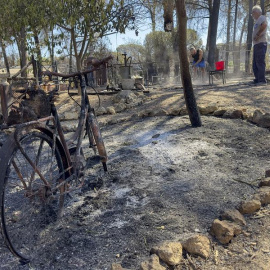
[0,68,107,192]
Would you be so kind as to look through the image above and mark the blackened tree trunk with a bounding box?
[0,40,10,75]
[163,0,174,31]
[175,0,202,127]
[208,0,220,70]
[245,0,253,73]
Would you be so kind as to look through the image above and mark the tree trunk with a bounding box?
[69,39,73,74]
[172,28,180,82]
[0,40,10,75]
[240,16,247,47]
[225,0,232,71]
[33,32,42,83]
[208,0,220,70]
[206,0,213,51]
[163,0,174,31]
[175,0,201,127]
[150,9,156,32]
[17,27,27,77]
[245,0,253,73]
[233,0,239,73]
[50,29,54,66]
[206,23,211,51]
[261,0,265,14]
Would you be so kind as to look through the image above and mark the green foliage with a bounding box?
[47,0,134,69]
[187,29,203,48]
[50,0,133,39]
[117,43,146,64]
[0,0,134,70]
[144,31,174,62]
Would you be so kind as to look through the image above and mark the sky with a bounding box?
[106,26,208,53]
[106,26,152,52]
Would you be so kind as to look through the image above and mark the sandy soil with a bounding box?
[1,76,270,269]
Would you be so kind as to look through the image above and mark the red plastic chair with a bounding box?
[209,61,226,85]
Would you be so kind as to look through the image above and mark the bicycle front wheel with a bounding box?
[0,131,66,263]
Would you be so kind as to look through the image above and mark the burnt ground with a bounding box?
[1,76,270,269]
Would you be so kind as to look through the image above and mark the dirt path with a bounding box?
[1,77,270,269]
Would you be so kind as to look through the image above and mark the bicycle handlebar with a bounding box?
[42,55,113,79]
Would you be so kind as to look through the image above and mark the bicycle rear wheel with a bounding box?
[86,110,108,171]
[0,131,66,263]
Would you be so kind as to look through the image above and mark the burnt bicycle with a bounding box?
[0,56,112,264]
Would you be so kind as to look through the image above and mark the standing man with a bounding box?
[250,5,267,85]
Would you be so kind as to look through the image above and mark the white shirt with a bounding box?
[252,15,267,45]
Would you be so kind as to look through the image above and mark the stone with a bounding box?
[179,107,188,116]
[250,109,270,128]
[61,123,77,132]
[125,103,133,109]
[112,90,137,104]
[114,103,127,113]
[222,109,243,119]
[259,177,270,187]
[96,106,107,115]
[238,199,261,214]
[251,109,263,124]
[64,111,78,120]
[108,118,120,125]
[199,105,218,115]
[111,263,128,270]
[107,106,116,115]
[168,108,181,116]
[152,109,168,116]
[221,209,246,226]
[182,234,211,258]
[265,170,270,178]
[210,219,242,244]
[150,241,182,266]
[142,109,154,117]
[140,254,166,270]
[137,110,148,118]
[242,110,253,120]
[134,82,145,91]
[258,113,270,128]
[213,109,227,117]
[253,186,270,205]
